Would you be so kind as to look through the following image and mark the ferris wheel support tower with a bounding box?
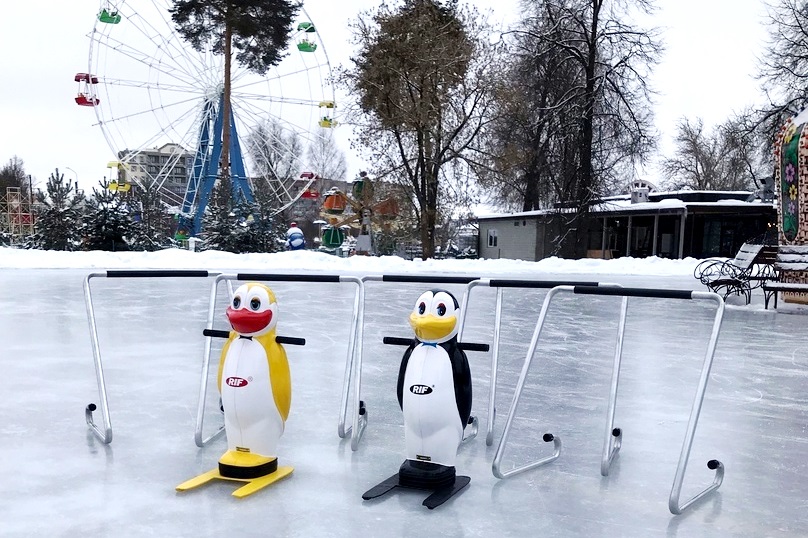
[178,93,254,239]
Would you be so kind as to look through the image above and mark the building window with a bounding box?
[487,229,498,247]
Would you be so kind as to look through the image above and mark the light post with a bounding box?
[64,167,82,196]
[65,167,78,186]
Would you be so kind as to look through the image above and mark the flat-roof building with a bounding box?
[477,190,776,261]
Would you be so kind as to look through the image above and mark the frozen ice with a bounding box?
[1,249,807,537]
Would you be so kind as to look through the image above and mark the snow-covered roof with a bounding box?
[477,190,775,220]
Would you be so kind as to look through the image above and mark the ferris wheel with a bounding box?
[85,0,338,236]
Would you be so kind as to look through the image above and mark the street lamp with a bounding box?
[64,167,81,194]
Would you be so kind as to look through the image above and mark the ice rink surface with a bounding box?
[1,268,807,537]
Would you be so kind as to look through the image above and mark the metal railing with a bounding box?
[491,285,725,515]
[456,278,603,446]
[193,273,364,448]
[84,269,218,444]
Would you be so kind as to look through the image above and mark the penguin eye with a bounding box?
[250,297,261,311]
[431,292,455,317]
[418,302,426,315]
[232,296,241,309]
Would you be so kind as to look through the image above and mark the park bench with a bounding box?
[694,242,778,304]
[762,245,808,309]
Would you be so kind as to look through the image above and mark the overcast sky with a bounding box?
[0,0,770,195]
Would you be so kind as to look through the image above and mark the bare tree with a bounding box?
[306,131,348,182]
[756,0,808,135]
[246,118,303,208]
[481,0,583,212]
[662,116,761,191]
[482,0,661,254]
[341,0,500,259]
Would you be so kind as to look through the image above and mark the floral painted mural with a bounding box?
[779,122,800,242]
[774,114,808,303]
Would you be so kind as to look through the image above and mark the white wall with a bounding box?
[479,218,538,261]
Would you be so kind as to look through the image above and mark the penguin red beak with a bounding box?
[226,307,273,335]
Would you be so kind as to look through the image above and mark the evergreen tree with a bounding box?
[128,183,175,251]
[232,199,270,253]
[250,182,287,252]
[199,176,239,251]
[0,156,29,196]
[170,0,299,180]
[82,178,133,251]
[32,168,85,250]
[201,176,286,253]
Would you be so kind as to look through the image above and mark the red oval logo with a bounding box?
[225,377,249,388]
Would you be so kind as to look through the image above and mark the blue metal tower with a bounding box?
[176,93,254,239]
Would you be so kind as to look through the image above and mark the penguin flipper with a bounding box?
[257,332,292,421]
[397,344,416,411]
[451,347,473,428]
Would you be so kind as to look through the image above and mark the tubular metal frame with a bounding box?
[193,273,365,448]
[491,285,726,515]
[456,279,604,446]
[83,270,218,444]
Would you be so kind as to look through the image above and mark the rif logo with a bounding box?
[409,384,433,395]
[226,377,249,387]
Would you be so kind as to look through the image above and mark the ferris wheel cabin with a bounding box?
[74,73,100,106]
[296,22,317,52]
[319,101,336,128]
[98,8,121,24]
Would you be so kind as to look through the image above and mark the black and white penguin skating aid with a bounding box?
[363,289,488,509]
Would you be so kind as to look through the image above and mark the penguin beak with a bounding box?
[409,313,457,342]
[226,307,272,335]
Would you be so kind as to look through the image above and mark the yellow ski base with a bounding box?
[176,466,293,498]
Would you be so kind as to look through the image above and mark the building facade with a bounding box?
[478,191,776,261]
[118,143,193,206]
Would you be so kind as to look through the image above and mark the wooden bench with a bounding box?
[694,243,778,304]
[763,245,808,309]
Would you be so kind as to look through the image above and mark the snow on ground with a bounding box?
[0,247,707,277]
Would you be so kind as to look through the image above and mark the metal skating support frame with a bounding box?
[348,275,480,451]
[456,279,602,446]
[194,273,364,448]
[492,285,725,515]
[83,270,218,444]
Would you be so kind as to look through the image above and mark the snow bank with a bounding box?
[0,247,705,277]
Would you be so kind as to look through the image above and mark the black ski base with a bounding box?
[361,461,470,509]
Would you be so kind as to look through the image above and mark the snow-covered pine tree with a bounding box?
[128,182,175,251]
[246,184,286,253]
[33,168,85,251]
[237,200,263,253]
[200,176,239,252]
[200,176,286,253]
[81,178,133,251]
